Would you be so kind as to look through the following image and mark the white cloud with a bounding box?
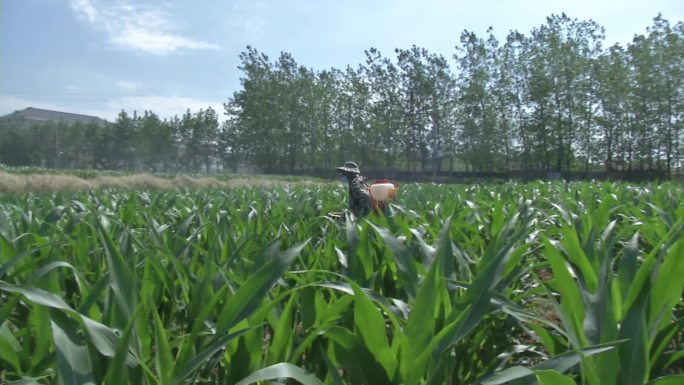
[116,80,143,91]
[71,0,98,23]
[112,28,218,55]
[69,0,219,55]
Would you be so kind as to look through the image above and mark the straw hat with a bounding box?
[336,161,361,174]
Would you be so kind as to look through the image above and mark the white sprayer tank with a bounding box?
[369,182,395,202]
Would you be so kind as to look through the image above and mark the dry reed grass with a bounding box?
[0,171,318,193]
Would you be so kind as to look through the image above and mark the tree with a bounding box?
[455,30,498,171]
[229,46,278,170]
[0,122,33,166]
[104,110,137,169]
[312,69,343,169]
[502,31,534,171]
[396,46,435,171]
[338,65,372,167]
[136,111,175,171]
[364,48,403,169]
[646,15,684,174]
[189,107,219,172]
[595,44,631,171]
[219,103,243,172]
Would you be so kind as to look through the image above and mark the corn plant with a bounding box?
[0,182,682,384]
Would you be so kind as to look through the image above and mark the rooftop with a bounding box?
[0,107,108,126]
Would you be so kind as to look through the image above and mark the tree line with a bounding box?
[1,13,682,176]
[0,109,220,173]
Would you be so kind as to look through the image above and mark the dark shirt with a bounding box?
[348,175,371,217]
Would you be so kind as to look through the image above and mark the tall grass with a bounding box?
[0,182,682,384]
[0,170,322,193]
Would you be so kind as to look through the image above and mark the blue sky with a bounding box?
[1,0,682,121]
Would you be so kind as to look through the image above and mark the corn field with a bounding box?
[0,182,682,385]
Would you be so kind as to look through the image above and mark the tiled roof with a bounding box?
[0,107,107,126]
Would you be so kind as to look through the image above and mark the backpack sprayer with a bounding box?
[369,179,398,213]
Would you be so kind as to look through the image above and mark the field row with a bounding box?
[0,182,682,384]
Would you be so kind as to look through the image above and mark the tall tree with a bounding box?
[525,14,605,171]
[339,65,372,167]
[628,33,659,171]
[230,46,277,170]
[312,69,342,169]
[274,52,310,172]
[396,46,434,171]
[502,31,534,171]
[455,30,498,171]
[109,111,137,169]
[364,48,403,169]
[647,15,684,174]
[187,108,219,172]
[595,44,631,171]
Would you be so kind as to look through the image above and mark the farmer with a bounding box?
[335,161,372,217]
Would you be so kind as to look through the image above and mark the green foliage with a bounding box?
[0,181,682,384]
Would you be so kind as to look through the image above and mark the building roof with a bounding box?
[0,107,108,126]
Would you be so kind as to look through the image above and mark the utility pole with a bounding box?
[56,120,61,168]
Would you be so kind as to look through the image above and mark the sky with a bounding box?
[1,0,683,122]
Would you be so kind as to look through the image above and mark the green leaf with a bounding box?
[0,281,71,311]
[171,328,253,385]
[646,375,684,385]
[235,363,324,385]
[0,281,137,366]
[216,240,309,333]
[562,222,598,293]
[527,324,566,356]
[0,321,22,372]
[0,244,47,279]
[534,343,617,372]
[369,222,418,299]
[96,217,137,325]
[351,281,397,380]
[153,308,174,385]
[325,325,389,384]
[479,366,533,385]
[104,304,142,384]
[617,291,649,385]
[6,378,47,385]
[50,310,96,385]
[266,292,297,365]
[289,294,354,363]
[344,215,360,278]
[508,343,620,385]
[400,230,442,385]
[650,318,684,375]
[82,316,135,364]
[616,232,639,306]
[174,285,229,373]
[535,370,576,385]
[648,238,684,328]
[413,221,528,380]
[542,237,586,346]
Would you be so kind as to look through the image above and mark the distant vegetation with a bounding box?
[0,13,682,177]
[0,165,323,193]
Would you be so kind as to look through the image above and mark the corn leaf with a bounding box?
[235,363,324,385]
[50,310,96,385]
